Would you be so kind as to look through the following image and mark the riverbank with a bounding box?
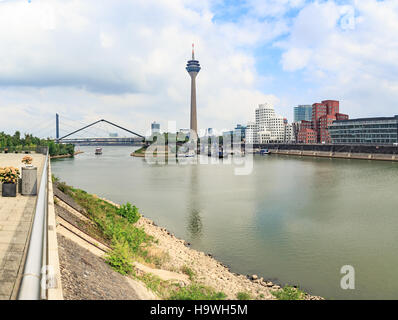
[57,180,322,300]
[269,149,398,162]
[51,150,84,159]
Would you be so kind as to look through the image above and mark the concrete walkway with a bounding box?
[0,153,45,300]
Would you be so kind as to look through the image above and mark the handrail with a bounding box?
[18,151,49,300]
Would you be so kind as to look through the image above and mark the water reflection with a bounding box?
[187,164,203,239]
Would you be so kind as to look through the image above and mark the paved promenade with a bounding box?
[0,153,45,300]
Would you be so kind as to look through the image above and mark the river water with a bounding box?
[51,145,398,299]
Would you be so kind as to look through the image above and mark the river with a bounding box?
[51,145,398,299]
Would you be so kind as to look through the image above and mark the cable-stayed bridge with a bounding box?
[30,114,145,146]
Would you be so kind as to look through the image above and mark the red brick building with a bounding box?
[298,128,317,144]
[297,100,349,144]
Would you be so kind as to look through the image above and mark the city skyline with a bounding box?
[0,1,397,137]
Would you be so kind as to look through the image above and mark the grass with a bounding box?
[57,182,152,274]
[181,265,195,281]
[169,283,227,300]
[272,286,306,300]
[133,146,147,154]
[236,292,251,300]
[55,179,228,300]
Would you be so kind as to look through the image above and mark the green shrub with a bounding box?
[105,239,133,275]
[169,283,226,300]
[117,202,141,224]
[236,292,251,300]
[181,265,195,281]
[272,286,305,300]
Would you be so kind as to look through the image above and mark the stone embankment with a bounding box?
[102,198,323,300]
[54,183,323,300]
[270,149,398,162]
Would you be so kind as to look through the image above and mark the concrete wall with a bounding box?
[255,143,398,155]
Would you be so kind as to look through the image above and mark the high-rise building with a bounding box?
[245,122,258,144]
[151,121,160,135]
[255,102,285,143]
[234,124,246,141]
[186,44,201,136]
[298,100,349,144]
[294,105,312,122]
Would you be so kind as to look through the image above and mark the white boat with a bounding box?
[185,151,196,157]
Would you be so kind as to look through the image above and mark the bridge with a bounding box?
[56,115,145,146]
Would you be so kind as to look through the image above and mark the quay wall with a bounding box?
[255,144,398,162]
[255,143,398,155]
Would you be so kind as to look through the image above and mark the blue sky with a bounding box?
[0,0,397,137]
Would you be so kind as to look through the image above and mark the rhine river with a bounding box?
[51,146,398,299]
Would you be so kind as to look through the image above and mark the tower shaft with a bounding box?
[190,74,198,134]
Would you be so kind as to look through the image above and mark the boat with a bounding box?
[260,149,270,155]
[95,147,102,155]
[185,151,196,157]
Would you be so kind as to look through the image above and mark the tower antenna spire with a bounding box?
[192,43,195,60]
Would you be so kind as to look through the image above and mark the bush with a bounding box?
[272,286,305,300]
[116,202,141,224]
[236,292,251,300]
[105,239,133,275]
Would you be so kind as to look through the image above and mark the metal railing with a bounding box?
[17,148,49,300]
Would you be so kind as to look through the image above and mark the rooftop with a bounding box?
[334,115,398,124]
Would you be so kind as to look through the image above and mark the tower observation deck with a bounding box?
[186,44,201,136]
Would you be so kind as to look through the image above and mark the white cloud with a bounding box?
[278,0,398,118]
[1,0,397,137]
[0,0,281,136]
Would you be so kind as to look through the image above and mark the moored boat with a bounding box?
[95,147,102,155]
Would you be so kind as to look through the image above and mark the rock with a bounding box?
[251,274,258,280]
[272,285,281,290]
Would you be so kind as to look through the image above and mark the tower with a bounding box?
[56,113,59,141]
[186,43,201,136]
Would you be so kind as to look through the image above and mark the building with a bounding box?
[186,43,201,136]
[298,128,317,144]
[283,119,295,143]
[179,129,190,137]
[294,105,312,122]
[109,133,118,137]
[329,115,398,144]
[293,120,312,142]
[298,100,349,144]
[245,122,258,144]
[233,124,246,141]
[255,102,285,143]
[151,122,160,135]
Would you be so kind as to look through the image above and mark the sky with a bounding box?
[0,0,397,138]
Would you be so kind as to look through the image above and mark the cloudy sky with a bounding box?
[0,0,397,138]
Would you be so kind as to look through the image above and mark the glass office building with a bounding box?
[329,115,398,144]
[294,105,312,122]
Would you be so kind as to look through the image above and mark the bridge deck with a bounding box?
[0,153,45,300]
